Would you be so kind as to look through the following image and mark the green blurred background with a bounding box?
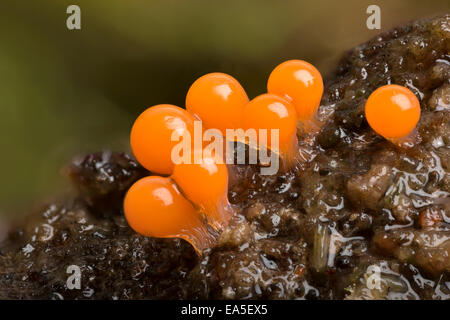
[0,0,448,219]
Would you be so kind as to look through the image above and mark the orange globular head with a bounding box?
[172,154,235,230]
[365,84,421,142]
[242,93,300,172]
[124,176,215,254]
[267,60,324,121]
[186,73,249,134]
[130,104,197,175]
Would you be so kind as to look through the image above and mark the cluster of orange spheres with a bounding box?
[125,104,233,253]
[124,59,326,253]
[123,59,422,254]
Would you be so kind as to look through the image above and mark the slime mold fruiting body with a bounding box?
[124,176,215,254]
[172,154,234,230]
[267,60,324,134]
[130,104,196,175]
[186,72,249,133]
[365,84,421,147]
[242,93,300,172]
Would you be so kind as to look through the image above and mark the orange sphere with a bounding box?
[242,94,298,150]
[365,85,421,139]
[124,176,214,253]
[172,155,234,229]
[186,73,249,134]
[242,94,300,172]
[267,60,323,120]
[130,104,196,175]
